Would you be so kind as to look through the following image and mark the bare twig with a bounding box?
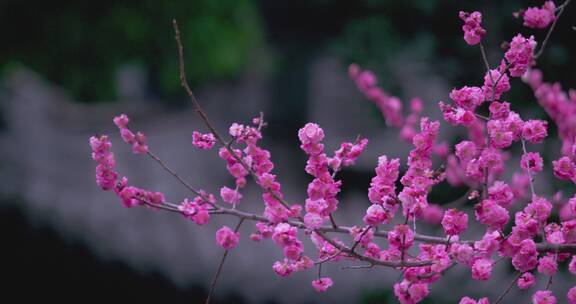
[147,151,218,209]
[493,272,522,304]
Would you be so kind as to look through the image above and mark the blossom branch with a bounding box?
[534,0,572,59]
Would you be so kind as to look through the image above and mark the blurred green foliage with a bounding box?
[0,0,264,102]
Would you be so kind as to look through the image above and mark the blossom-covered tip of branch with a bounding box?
[90,135,118,191]
[113,114,149,154]
[459,11,486,45]
[505,34,536,77]
[523,1,556,29]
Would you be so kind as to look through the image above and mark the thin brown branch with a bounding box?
[205,218,245,304]
[493,272,522,304]
[534,0,572,59]
[143,200,576,254]
[147,151,218,209]
[172,19,292,212]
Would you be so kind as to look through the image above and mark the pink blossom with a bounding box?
[311,277,333,292]
[220,186,242,205]
[421,204,444,225]
[394,280,429,304]
[229,123,261,144]
[488,119,514,148]
[329,138,369,169]
[568,287,576,304]
[90,135,118,191]
[518,272,536,289]
[455,140,478,163]
[489,102,511,120]
[368,155,400,205]
[522,120,548,143]
[512,239,539,272]
[553,156,575,180]
[450,243,474,265]
[450,86,484,111]
[441,208,468,235]
[523,1,556,29]
[460,297,489,304]
[179,197,211,225]
[349,64,404,128]
[349,226,374,247]
[363,204,389,226]
[471,258,493,281]
[272,260,294,277]
[459,11,486,45]
[537,255,557,276]
[113,114,148,154]
[439,102,476,126]
[505,34,537,77]
[304,212,324,229]
[532,290,556,304]
[483,69,510,101]
[298,123,325,146]
[216,226,240,250]
[475,199,509,229]
[525,196,552,222]
[569,256,576,274]
[521,152,544,173]
[489,181,514,208]
[192,131,216,150]
[388,224,414,250]
[545,223,565,244]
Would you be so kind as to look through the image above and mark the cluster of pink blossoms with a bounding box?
[89,2,576,303]
[90,135,117,191]
[191,131,216,150]
[349,64,428,143]
[459,11,486,45]
[90,118,165,209]
[522,1,556,29]
[113,114,148,153]
[505,34,537,77]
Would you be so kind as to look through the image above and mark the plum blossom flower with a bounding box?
[518,272,536,289]
[442,208,468,235]
[532,290,556,304]
[568,287,576,304]
[216,226,240,250]
[220,186,242,206]
[521,152,544,173]
[471,258,493,281]
[192,131,216,150]
[483,69,510,101]
[523,1,556,29]
[537,255,557,276]
[522,120,548,143]
[311,277,333,292]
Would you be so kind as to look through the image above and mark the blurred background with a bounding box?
[0,0,575,303]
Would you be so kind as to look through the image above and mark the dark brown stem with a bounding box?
[172,19,292,212]
[534,0,572,59]
[147,151,218,209]
[205,218,245,304]
[493,272,522,304]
